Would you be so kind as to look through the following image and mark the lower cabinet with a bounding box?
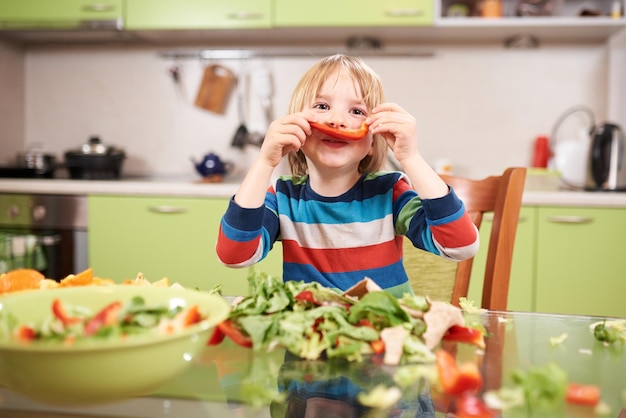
[469,205,626,318]
[88,195,250,295]
[535,206,626,318]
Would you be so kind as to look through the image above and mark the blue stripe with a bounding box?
[220,218,261,242]
[426,203,466,226]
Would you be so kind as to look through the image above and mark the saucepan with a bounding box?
[64,136,126,180]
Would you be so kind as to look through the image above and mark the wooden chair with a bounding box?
[404,167,527,311]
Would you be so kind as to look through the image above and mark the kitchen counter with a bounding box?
[2,177,626,207]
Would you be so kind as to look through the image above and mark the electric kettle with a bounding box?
[586,123,626,191]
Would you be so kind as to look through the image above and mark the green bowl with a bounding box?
[0,285,230,406]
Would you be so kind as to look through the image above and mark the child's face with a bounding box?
[301,68,374,172]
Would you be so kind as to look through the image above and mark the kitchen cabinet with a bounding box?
[88,196,248,295]
[469,204,626,318]
[274,0,433,27]
[534,206,626,318]
[0,0,123,29]
[467,207,535,312]
[125,0,272,30]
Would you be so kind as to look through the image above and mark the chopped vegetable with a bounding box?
[310,121,369,141]
[435,349,482,396]
[565,383,601,407]
[548,333,568,347]
[455,393,496,418]
[592,320,626,345]
[511,362,568,411]
[442,324,485,348]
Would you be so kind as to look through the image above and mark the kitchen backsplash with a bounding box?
[0,40,609,179]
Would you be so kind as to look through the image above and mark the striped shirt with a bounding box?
[216,171,478,297]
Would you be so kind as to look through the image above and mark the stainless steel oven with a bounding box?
[0,194,88,280]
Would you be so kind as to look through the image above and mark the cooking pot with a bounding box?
[16,143,57,176]
[64,136,125,180]
[586,123,626,191]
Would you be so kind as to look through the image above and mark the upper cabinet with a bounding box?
[274,0,433,27]
[0,0,123,29]
[125,0,272,30]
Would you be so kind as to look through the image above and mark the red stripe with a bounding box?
[282,238,402,273]
[392,177,412,202]
[216,228,260,264]
[430,215,478,248]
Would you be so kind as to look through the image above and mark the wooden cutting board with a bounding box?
[194,64,236,114]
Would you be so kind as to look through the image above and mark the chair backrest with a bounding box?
[405,167,527,311]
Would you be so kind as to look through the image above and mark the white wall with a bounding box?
[2,39,612,179]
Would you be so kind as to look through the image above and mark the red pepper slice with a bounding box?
[565,383,601,406]
[217,319,253,348]
[84,301,123,336]
[51,298,82,326]
[295,290,317,305]
[443,325,485,348]
[207,325,226,346]
[436,350,483,396]
[455,393,495,418]
[14,325,36,342]
[370,339,385,355]
[310,121,369,141]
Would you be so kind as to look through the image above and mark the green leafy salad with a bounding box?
[209,272,473,364]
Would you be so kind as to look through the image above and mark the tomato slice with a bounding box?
[310,121,369,141]
[370,339,385,355]
[14,325,36,342]
[565,383,601,406]
[217,319,253,348]
[455,393,495,418]
[443,325,485,348]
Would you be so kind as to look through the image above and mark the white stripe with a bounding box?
[279,213,396,249]
[435,229,480,261]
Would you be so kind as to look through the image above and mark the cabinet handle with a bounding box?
[227,11,264,20]
[82,3,115,12]
[147,206,189,214]
[385,8,423,17]
[546,215,594,224]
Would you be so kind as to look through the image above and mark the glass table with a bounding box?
[0,309,624,418]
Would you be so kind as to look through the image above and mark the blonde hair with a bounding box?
[287,54,388,177]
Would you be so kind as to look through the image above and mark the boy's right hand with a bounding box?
[258,113,314,168]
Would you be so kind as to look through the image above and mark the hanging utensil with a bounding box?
[253,63,274,127]
[231,61,251,149]
[168,63,186,102]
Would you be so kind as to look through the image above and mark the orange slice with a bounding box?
[0,268,45,294]
[59,268,94,287]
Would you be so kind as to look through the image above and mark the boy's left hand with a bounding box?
[367,103,419,164]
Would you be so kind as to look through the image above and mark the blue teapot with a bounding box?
[191,152,233,177]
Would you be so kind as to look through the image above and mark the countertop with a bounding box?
[2,176,626,207]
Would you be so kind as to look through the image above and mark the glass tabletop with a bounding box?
[0,310,624,418]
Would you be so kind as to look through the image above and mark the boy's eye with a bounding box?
[351,108,367,116]
[313,103,329,110]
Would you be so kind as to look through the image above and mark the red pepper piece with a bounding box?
[443,325,485,348]
[436,350,483,396]
[294,290,317,305]
[51,298,82,326]
[179,305,202,327]
[217,319,253,348]
[207,325,226,345]
[455,393,495,418]
[84,301,123,336]
[14,325,36,342]
[310,121,369,141]
[370,339,385,355]
[565,383,601,406]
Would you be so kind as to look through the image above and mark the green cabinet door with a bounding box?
[125,0,272,30]
[535,206,626,318]
[88,195,250,296]
[0,0,123,28]
[467,206,535,312]
[274,0,433,27]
